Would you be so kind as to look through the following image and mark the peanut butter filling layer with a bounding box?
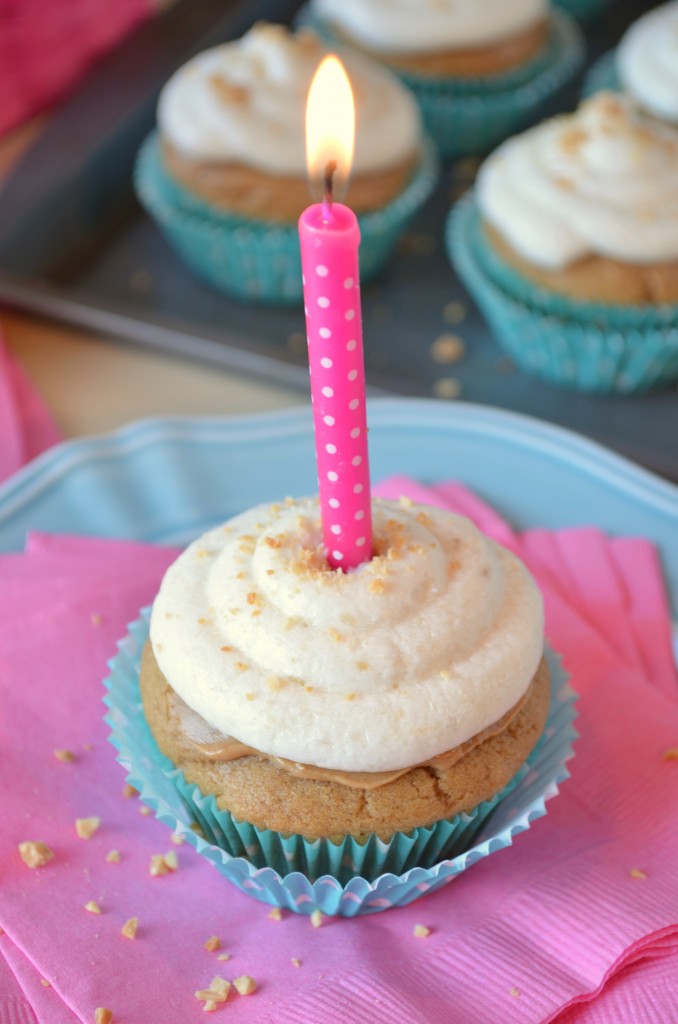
[162,142,418,223]
[327,19,547,77]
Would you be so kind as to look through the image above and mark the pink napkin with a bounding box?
[0,0,150,137]
[0,337,61,483]
[1,478,677,1024]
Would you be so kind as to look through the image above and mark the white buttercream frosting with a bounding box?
[149,497,544,773]
[618,2,678,124]
[477,92,678,269]
[158,24,421,174]
[311,0,546,53]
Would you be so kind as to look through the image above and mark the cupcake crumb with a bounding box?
[85,900,102,915]
[90,613,103,626]
[204,936,221,952]
[149,852,178,876]
[233,976,257,996]
[662,747,678,761]
[94,1009,113,1024]
[291,958,301,968]
[122,784,138,799]
[40,979,50,988]
[217,952,231,962]
[18,841,53,869]
[310,910,323,928]
[195,977,231,1009]
[629,868,647,879]
[54,748,75,762]
[170,832,185,846]
[106,850,120,864]
[413,925,431,939]
[121,917,138,940]
[509,987,521,998]
[75,817,101,840]
[268,907,282,921]
[138,806,151,817]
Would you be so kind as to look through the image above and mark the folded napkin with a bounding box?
[0,338,61,484]
[0,479,677,1024]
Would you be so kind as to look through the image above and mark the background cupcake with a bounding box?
[302,0,585,158]
[136,24,437,304]
[449,93,678,392]
[584,2,678,130]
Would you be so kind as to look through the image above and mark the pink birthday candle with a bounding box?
[299,56,372,570]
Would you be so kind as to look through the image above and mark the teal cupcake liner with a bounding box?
[103,607,577,916]
[134,133,439,306]
[554,0,614,24]
[449,195,678,393]
[582,50,619,99]
[297,9,585,158]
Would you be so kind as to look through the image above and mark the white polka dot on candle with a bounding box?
[329,498,340,508]
[346,339,356,352]
[322,386,334,397]
[302,275,306,285]
[348,369,358,381]
[356,537,366,547]
[318,296,330,308]
[354,483,363,494]
[345,309,355,321]
[316,265,328,277]
[323,414,335,426]
[325,443,337,454]
[320,357,333,369]
[319,327,331,339]
[344,277,353,289]
[352,455,362,467]
[330,524,341,535]
[350,427,361,438]
[349,399,359,410]
[332,550,344,560]
[355,510,365,521]
[328,471,338,482]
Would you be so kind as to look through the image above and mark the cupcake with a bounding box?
[585,2,678,129]
[137,496,550,885]
[135,23,437,304]
[449,92,678,392]
[302,0,584,158]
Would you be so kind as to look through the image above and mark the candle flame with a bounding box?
[306,55,355,202]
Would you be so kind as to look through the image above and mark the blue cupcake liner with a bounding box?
[103,607,577,916]
[553,0,614,24]
[297,9,585,158]
[448,195,678,393]
[582,50,619,99]
[134,133,438,306]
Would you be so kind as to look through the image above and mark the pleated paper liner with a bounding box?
[104,608,577,916]
[134,133,438,305]
[296,8,585,158]
[448,195,678,393]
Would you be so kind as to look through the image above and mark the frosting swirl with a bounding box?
[477,92,678,269]
[150,497,543,773]
[311,0,546,53]
[618,2,678,125]
[158,23,420,174]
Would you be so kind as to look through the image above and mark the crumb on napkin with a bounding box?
[54,749,75,762]
[94,1010,113,1024]
[18,841,53,868]
[195,977,231,1010]
[75,817,100,840]
[310,910,323,928]
[267,907,282,921]
[85,901,101,915]
[121,917,138,940]
[122,784,138,799]
[233,976,257,996]
[413,925,431,939]
[149,852,178,876]
[105,850,120,864]
[204,936,221,952]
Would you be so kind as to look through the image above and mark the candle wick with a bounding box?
[322,159,337,219]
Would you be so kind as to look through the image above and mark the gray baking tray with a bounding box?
[0,0,676,480]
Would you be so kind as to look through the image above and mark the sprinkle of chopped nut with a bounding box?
[233,976,257,995]
[310,910,323,928]
[18,841,53,868]
[54,749,75,762]
[328,627,345,642]
[430,334,465,365]
[94,1009,113,1024]
[204,936,221,952]
[267,675,283,691]
[369,579,385,595]
[413,924,431,938]
[170,833,185,846]
[75,817,101,840]
[509,987,521,998]
[85,900,102,914]
[440,670,451,680]
[106,850,120,864]
[662,747,678,761]
[122,784,138,799]
[149,852,178,876]
[264,536,282,549]
[217,952,231,961]
[121,917,138,940]
[399,495,413,508]
[40,979,50,988]
[344,692,356,701]
[268,907,282,921]
[235,662,249,672]
[629,868,647,879]
[220,645,233,653]
[291,958,301,968]
[202,1001,217,1013]
[138,806,151,817]
[356,661,369,671]
[164,850,178,871]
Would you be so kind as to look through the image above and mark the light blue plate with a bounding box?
[0,400,676,612]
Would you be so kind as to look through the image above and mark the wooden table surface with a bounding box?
[1,121,302,441]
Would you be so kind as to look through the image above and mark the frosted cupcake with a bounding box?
[138,497,549,879]
[449,93,678,392]
[303,0,584,157]
[585,2,678,130]
[135,23,437,304]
